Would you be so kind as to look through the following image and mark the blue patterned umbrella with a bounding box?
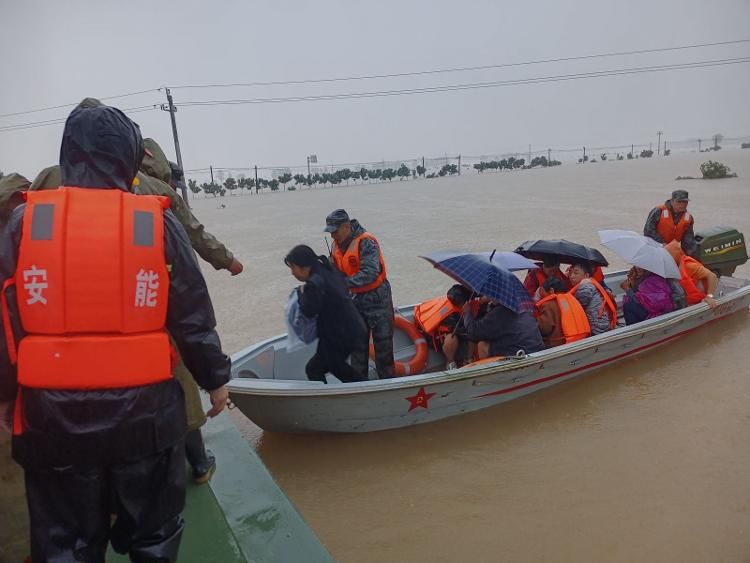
[420,250,534,313]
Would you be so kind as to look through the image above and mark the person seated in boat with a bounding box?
[285,245,368,383]
[568,261,617,335]
[523,255,571,300]
[535,277,591,348]
[463,298,544,359]
[664,240,719,309]
[620,267,675,325]
[441,285,487,369]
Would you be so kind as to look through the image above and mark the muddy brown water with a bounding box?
[194,149,750,563]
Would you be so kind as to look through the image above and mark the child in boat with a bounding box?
[535,277,591,348]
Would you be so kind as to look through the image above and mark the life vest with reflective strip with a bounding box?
[656,204,691,244]
[570,278,617,330]
[331,232,387,293]
[679,256,707,305]
[535,293,591,344]
[3,187,173,394]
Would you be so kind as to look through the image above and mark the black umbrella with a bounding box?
[513,239,609,267]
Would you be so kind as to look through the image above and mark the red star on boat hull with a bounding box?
[406,387,436,411]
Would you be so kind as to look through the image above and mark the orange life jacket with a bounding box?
[526,268,571,296]
[331,232,387,293]
[570,278,618,330]
[655,203,692,244]
[679,256,707,305]
[3,187,173,392]
[414,296,481,351]
[535,293,591,344]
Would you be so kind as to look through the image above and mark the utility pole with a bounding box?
[657,130,663,155]
[547,148,551,163]
[254,165,258,194]
[209,165,214,183]
[161,88,189,204]
[698,139,702,152]
[528,144,531,164]
[583,146,586,162]
[457,155,461,175]
[307,156,311,178]
[631,144,634,156]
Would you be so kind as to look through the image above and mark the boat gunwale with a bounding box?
[228,277,750,398]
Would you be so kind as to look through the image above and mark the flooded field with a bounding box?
[195,148,750,562]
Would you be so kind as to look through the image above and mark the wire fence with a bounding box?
[183,134,750,197]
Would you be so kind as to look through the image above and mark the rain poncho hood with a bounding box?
[0,172,30,224]
[140,138,172,184]
[59,104,144,191]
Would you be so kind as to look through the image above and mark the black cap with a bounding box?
[671,189,689,201]
[324,208,350,232]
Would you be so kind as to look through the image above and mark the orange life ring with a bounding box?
[369,316,429,376]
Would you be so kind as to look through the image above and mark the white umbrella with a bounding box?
[598,230,680,279]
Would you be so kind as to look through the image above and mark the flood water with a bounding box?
[196,149,750,562]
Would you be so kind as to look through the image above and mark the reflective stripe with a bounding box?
[133,210,154,247]
[413,338,427,345]
[30,203,54,240]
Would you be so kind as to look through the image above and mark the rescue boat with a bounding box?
[227,229,750,433]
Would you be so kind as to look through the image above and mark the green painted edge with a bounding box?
[202,409,335,563]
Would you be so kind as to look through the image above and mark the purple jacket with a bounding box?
[625,274,675,319]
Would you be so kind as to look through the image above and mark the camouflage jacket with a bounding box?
[30,164,234,270]
[337,220,393,313]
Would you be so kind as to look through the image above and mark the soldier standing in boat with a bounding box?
[643,189,697,256]
[325,209,395,379]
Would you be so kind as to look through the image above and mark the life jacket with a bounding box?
[331,232,387,293]
[414,296,461,351]
[655,203,692,244]
[1,188,173,401]
[414,296,482,349]
[679,256,707,305]
[535,293,591,344]
[570,278,617,330]
[526,267,571,296]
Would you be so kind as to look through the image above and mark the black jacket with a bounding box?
[643,200,697,256]
[465,305,544,357]
[299,262,367,350]
[0,203,231,469]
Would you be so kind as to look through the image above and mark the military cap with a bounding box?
[671,189,689,201]
[324,208,350,232]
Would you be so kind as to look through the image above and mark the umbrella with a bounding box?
[598,230,680,279]
[514,239,609,267]
[420,250,533,313]
[425,250,538,272]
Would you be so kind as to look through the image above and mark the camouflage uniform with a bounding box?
[336,220,395,379]
[0,173,30,229]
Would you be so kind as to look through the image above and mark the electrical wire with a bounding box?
[0,89,160,120]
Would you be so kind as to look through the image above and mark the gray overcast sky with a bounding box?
[1,0,749,180]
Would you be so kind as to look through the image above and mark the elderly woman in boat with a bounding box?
[285,245,368,383]
[620,267,675,325]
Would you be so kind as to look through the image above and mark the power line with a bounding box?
[0,106,159,133]
[0,89,161,120]
[175,56,750,107]
[168,38,750,90]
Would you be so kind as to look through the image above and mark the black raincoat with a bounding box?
[0,105,230,561]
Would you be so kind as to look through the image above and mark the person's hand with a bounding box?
[206,386,229,418]
[462,302,472,314]
[704,296,718,310]
[0,401,13,434]
[620,279,631,290]
[227,258,244,276]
